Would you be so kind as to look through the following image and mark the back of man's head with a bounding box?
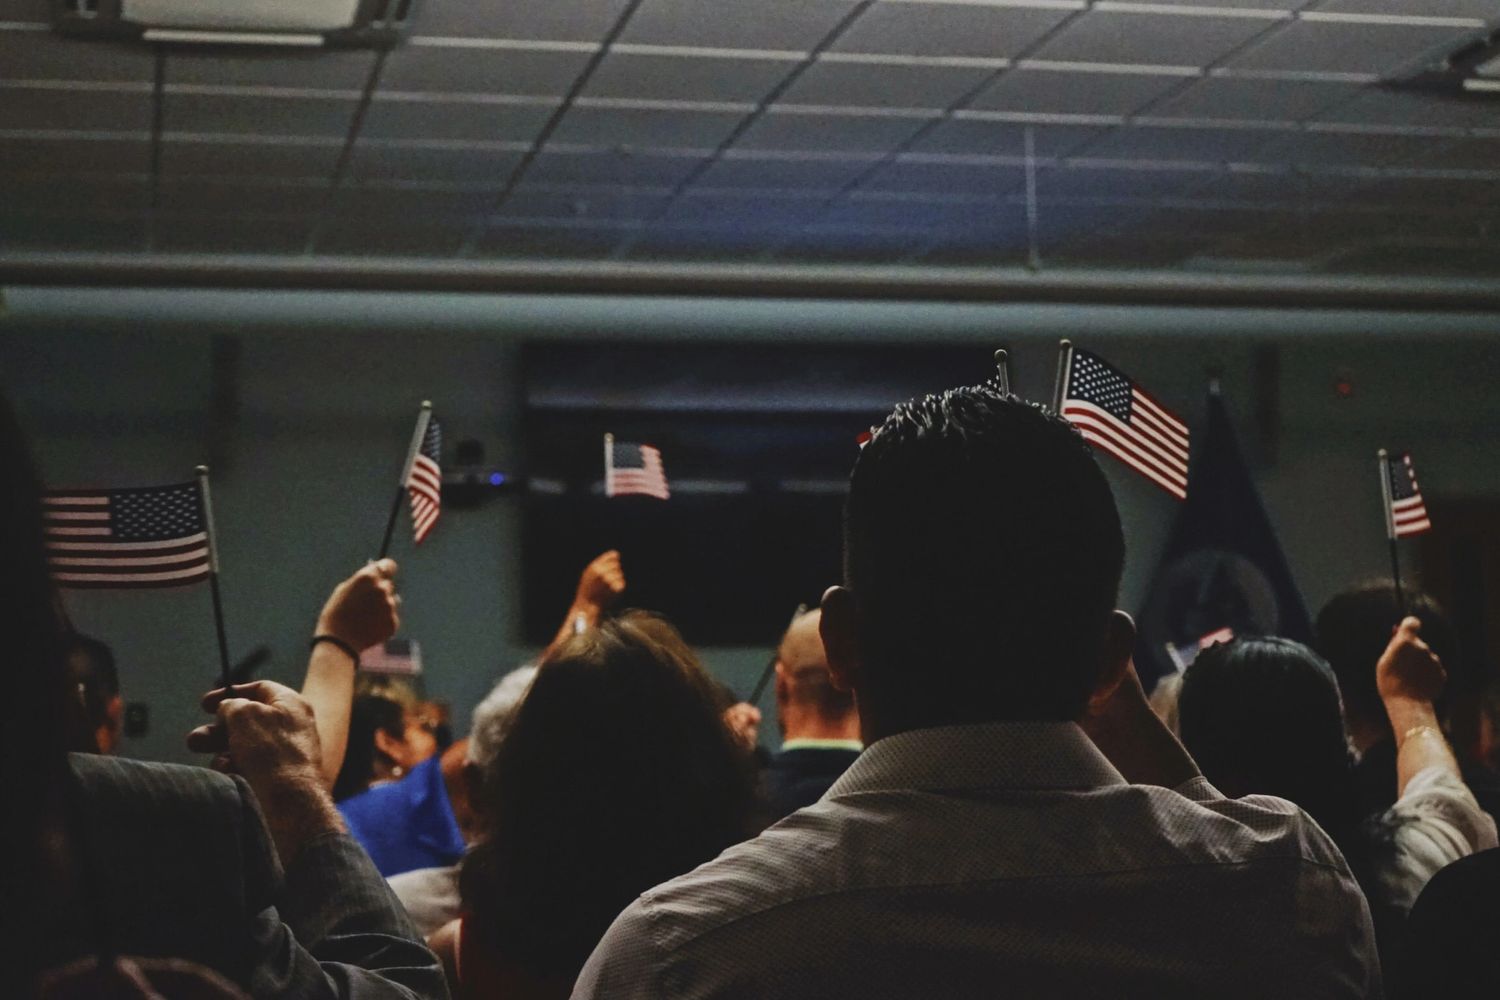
[1315,581,1458,731]
[776,610,854,725]
[844,387,1124,724]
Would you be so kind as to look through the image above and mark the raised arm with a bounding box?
[542,550,626,660]
[301,560,402,789]
[1377,616,1458,798]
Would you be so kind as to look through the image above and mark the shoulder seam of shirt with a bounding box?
[646,852,1359,954]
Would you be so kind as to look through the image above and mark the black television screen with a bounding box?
[521,342,988,645]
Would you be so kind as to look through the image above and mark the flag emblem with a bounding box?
[1385,452,1431,538]
[407,416,442,543]
[43,482,210,589]
[1060,348,1190,500]
[605,437,670,500]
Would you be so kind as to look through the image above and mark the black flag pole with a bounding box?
[1051,339,1074,414]
[1377,448,1407,616]
[195,465,232,692]
[379,401,432,560]
[748,602,809,706]
[993,348,1011,396]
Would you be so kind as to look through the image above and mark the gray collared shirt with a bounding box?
[574,722,1381,999]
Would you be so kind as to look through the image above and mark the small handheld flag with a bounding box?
[1382,451,1431,539]
[43,481,211,588]
[604,434,669,500]
[379,402,442,558]
[1378,448,1431,616]
[1054,340,1190,500]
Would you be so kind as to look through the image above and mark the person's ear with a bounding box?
[773,660,790,702]
[1088,610,1136,712]
[820,586,863,694]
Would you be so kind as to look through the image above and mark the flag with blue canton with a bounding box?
[43,482,211,589]
[407,416,442,543]
[1385,451,1431,538]
[605,436,670,500]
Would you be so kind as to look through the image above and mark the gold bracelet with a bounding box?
[1402,724,1441,744]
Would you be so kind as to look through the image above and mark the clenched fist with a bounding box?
[1377,616,1447,707]
[316,559,401,653]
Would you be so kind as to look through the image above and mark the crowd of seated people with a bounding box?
[9,378,1500,999]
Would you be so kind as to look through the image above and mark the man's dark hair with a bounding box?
[845,387,1124,723]
[1315,581,1458,730]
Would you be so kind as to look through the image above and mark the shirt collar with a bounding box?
[780,738,864,753]
[825,721,1125,797]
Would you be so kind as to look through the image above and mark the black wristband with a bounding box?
[310,634,359,667]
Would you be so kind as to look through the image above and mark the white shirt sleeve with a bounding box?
[1374,765,1499,914]
[571,897,662,1000]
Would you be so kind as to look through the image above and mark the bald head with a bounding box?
[775,610,857,734]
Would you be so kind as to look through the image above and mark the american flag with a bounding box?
[407,416,442,543]
[43,482,211,589]
[1060,348,1190,500]
[605,436,670,500]
[1385,451,1431,538]
[856,426,877,450]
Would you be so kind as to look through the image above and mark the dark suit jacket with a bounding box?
[39,753,448,999]
[764,745,862,822]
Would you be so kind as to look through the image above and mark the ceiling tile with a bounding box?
[0,88,152,132]
[547,106,746,148]
[380,46,592,96]
[1029,11,1277,68]
[0,136,150,173]
[693,154,872,191]
[1315,87,1500,130]
[662,190,830,226]
[156,177,329,215]
[0,214,145,251]
[782,61,996,110]
[153,218,312,254]
[619,0,861,50]
[1037,164,1206,200]
[0,173,149,214]
[345,142,525,182]
[1075,124,1283,164]
[823,192,1007,230]
[1255,129,1443,168]
[583,52,794,103]
[1312,0,1500,17]
[778,231,931,265]
[318,217,470,255]
[469,221,626,259]
[362,98,554,142]
[1223,21,1475,77]
[625,224,787,260]
[1177,167,1352,203]
[498,184,672,222]
[334,183,491,217]
[0,32,153,82]
[830,3,1072,59]
[163,93,358,136]
[159,138,342,177]
[1146,77,1355,123]
[1405,136,1500,172]
[166,49,377,89]
[861,158,1025,195]
[0,0,50,20]
[524,148,704,186]
[967,69,1184,117]
[1339,174,1500,208]
[736,111,931,152]
[409,0,632,42]
[911,120,1102,158]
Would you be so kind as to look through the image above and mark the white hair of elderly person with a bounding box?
[387,665,538,936]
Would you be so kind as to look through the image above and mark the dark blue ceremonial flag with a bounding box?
[1134,386,1312,690]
